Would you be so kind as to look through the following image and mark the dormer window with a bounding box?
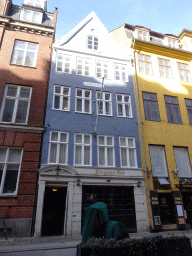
[20,9,42,24]
[24,0,44,9]
[167,38,177,48]
[138,30,148,41]
[87,36,98,50]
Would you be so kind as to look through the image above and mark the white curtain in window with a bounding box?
[75,145,82,164]
[84,146,90,165]
[149,145,168,177]
[49,143,57,163]
[59,144,66,164]
[174,147,192,178]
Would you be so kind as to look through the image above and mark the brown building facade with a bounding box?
[0,0,57,236]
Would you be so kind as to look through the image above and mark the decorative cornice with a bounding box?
[131,39,192,62]
[0,16,54,37]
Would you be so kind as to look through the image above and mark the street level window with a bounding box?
[20,9,42,23]
[97,135,115,167]
[0,147,22,195]
[76,57,90,76]
[24,0,44,8]
[165,96,182,124]
[96,60,108,79]
[87,36,98,50]
[185,99,192,125]
[97,91,112,116]
[74,133,92,166]
[11,40,38,67]
[116,94,132,118]
[138,54,152,75]
[0,84,31,124]
[114,64,127,81]
[158,58,172,78]
[119,137,137,167]
[53,85,70,111]
[48,131,68,164]
[143,92,160,121]
[75,89,91,114]
[56,54,71,73]
[177,63,191,82]
[174,147,192,178]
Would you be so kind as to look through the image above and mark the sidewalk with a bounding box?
[0,229,192,254]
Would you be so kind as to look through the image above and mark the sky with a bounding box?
[15,0,192,40]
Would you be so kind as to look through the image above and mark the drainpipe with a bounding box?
[132,39,154,230]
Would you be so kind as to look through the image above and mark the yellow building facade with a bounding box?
[111,25,192,231]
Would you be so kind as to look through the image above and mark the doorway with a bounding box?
[41,187,67,236]
[158,193,176,225]
[182,192,192,227]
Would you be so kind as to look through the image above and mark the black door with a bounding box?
[182,192,192,227]
[158,193,176,225]
[41,187,67,236]
[82,185,137,232]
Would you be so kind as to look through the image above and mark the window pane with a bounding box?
[99,147,105,165]
[120,137,126,146]
[25,52,35,67]
[151,102,160,121]
[187,107,192,125]
[54,95,60,109]
[49,143,57,163]
[76,99,82,112]
[85,100,90,113]
[63,88,69,95]
[11,50,24,65]
[15,100,28,123]
[143,93,149,100]
[85,91,90,98]
[60,133,67,142]
[8,149,22,162]
[144,101,152,120]
[118,104,123,116]
[3,165,19,194]
[107,137,112,145]
[19,88,30,98]
[121,148,127,166]
[106,102,111,115]
[63,97,68,110]
[27,43,38,51]
[166,104,174,122]
[77,89,82,97]
[84,146,90,165]
[129,149,136,167]
[117,95,122,102]
[59,144,67,164]
[2,99,15,122]
[107,148,113,166]
[51,132,58,141]
[84,135,90,144]
[7,86,17,97]
[173,105,182,123]
[125,104,130,117]
[75,145,81,164]
[0,164,4,184]
[0,148,7,162]
[128,138,134,147]
[99,136,104,145]
[76,134,82,143]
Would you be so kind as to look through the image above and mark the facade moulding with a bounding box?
[0,124,44,133]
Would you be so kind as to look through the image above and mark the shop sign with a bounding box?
[175,197,182,205]
[151,197,159,205]
[178,218,185,225]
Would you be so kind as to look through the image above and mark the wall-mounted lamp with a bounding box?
[77,178,81,186]
[137,179,141,188]
[147,168,152,178]
[172,169,178,178]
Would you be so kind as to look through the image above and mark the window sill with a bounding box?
[117,116,133,118]
[52,108,70,112]
[56,70,71,74]
[9,63,37,69]
[75,111,92,115]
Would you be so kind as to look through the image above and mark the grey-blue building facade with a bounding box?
[34,12,149,238]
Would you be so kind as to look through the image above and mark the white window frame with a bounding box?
[119,137,137,168]
[167,38,177,48]
[20,9,43,24]
[177,62,191,82]
[138,30,148,41]
[114,63,127,82]
[74,133,92,166]
[48,131,69,165]
[53,85,70,111]
[174,147,192,178]
[0,84,32,124]
[76,57,90,76]
[87,35,98,50]
[75,88,92,114]
[11,40,38,67]
[97,135,115,167]
[116,94,132,118]
[95,60,109,79]
[96,91,112,116]
[56,54,71,73]
[0,147,23,196]
[24,0,44,8]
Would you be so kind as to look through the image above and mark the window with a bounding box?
[114,64,127,81]
[11,40,38,67]
[56,54,71,73]
[53,85,70,111]
[20,9,42,23]
[116,94,132,118]
[165,96,182,124]
[74,134,92,166]
[96,60,108,79]
[143,92,160,121]
[75,89,91,114]
[185,99,192,125]
[24,0,44,8]
[87,36,98,50]
[149,145,168,177]
[97,135,115,167]
[0,84,31,124]
[177,63,191,82]
[76,57,90,76]
[48,131,68,164]
[97,91,112,116]
[158,58,172,78]
[119,137,137,167]
[174,147,192,178]
[0,147,22,195]
[138,30,148,41]
[168,38,177,48]
[138,54,152,75]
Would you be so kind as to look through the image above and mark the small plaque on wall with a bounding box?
[154,216,161,225]
[178,218,185,225]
